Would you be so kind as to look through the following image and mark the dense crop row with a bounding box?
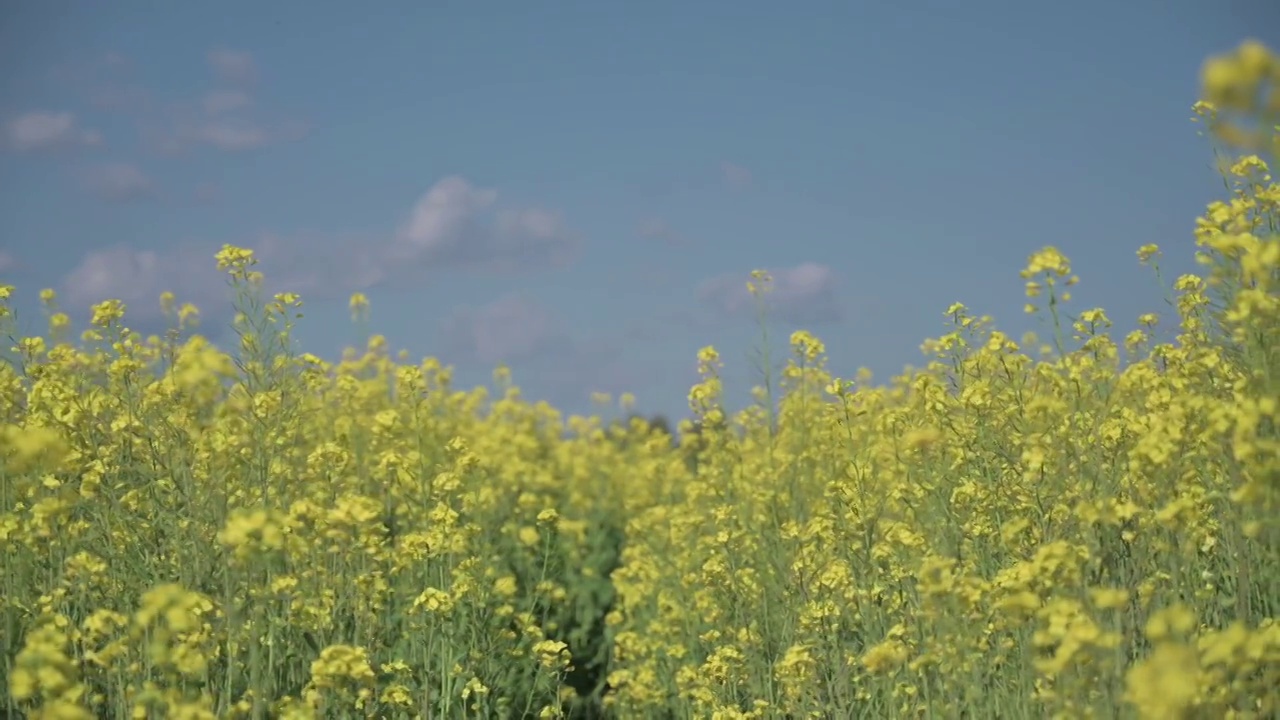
[3,39,1279,719]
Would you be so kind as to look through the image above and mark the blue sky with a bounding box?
[1,2,1276,422]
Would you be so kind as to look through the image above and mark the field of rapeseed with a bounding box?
[3,40,1279,720]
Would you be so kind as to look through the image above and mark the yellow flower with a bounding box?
[1234,38,1273,83]
[461,676,490,700]
[902,426,942,451]
[789,330,825,362]
[1125,643,1201,719]
[89,299,126,328]
[214,244,257,272]
[1088,588,1129,611]
[309,645,376,689]
[518,526,541,547]
[412,587,455,614]
[1021,246,1072,278]
[1137,243,1161,263]
[861,639,909,675]
[494,576,518,598]
[747,269,773,296]
[1145,604,1197,643]
[532,639,570,670]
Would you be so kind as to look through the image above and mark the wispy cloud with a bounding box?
[202,89,253,115]
[207,48,258,86]
[176,122,273,152]
[48,51,151,115]
[57,231,373,333]
[115,47,306,155]
[721,161,752,190]
[390,176,579,272]
[57,175,580,328]
[81,162,154,202]
[60,243,232,332]
[698,262,843,325]
[444,293,568,367]
[58,47,295,154]
[443,293,645,404]
[4,111,102,153]
[637,217,687,246]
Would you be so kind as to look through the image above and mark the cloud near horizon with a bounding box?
[441,292,646,405]
[443,293,568,367]
[56,175,582,330]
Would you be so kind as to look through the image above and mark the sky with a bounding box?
[1,1,1277,423]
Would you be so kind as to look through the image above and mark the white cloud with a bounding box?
[396,176,497,256]
[5,111,102,153]
[82,162,153,202]
[391,176,578,271]
[699,262,842,324]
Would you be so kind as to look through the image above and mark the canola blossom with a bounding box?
[3,39,1280,720]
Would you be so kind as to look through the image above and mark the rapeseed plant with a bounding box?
[2,37,1278,720]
